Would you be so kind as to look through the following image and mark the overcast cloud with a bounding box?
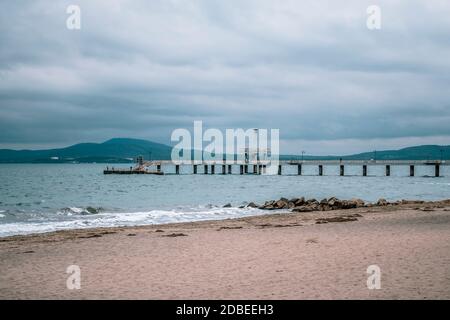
[1,0,450,154]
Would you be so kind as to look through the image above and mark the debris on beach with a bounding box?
[217,226,243,231]
[315,215,360,224]
[163,233,188,237]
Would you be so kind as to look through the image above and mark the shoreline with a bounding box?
[2,197,449,240]
[1,199,450,299]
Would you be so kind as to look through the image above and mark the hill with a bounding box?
[0,139,448,163]
[0,138,173,163]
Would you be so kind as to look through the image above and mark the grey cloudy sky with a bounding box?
[1,0,450,154]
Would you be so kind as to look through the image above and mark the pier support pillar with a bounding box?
[222,165,226,174]
[410,165,415,177]
[435,164,440,177]
[386,165,391,176]
[363,165,367,177]
[318,165,323,176]
[240,165,244,175]
[175,165,180,175]
[204,165,208,174]
[253,165,258,174]
[340,165,344,176]
[298,164,302,175]
[244,165,248,174]
[193,165,197,174]
[211,165,215,174]
[228,165,232,174]
[157,164,161,173]
[278,165,282,175]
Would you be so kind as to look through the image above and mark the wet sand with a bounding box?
[1,200,450,299]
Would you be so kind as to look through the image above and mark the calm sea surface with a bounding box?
[0,163,449,236]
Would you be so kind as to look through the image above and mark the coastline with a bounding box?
[1,199,450,299]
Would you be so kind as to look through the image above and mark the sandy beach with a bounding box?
[1,200,450,300]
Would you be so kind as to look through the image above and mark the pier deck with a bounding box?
[103,160,447,177]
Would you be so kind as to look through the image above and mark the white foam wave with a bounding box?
[0,207,267,237]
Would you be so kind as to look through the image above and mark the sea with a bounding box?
[0,163,449,237]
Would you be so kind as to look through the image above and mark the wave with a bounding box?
[0,206,266,237]
[57,207,105,216]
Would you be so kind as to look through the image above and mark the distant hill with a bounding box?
[0,139,448,163]
[282,145,450,161]
[0,138,173,163]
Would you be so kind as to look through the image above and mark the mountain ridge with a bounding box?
[0,138,449,163]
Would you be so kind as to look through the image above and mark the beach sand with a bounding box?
[1,200,450,299]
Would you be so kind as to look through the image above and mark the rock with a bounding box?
[275,199,288,209]
[247,202,258,208]
[320,198,328,205]
[292,206,314,212]
[85,207,100,214]
[289,198,299,204]
[287,201,296,209]
[328,197,342,209]
[319,204,331,211]
[401,200,424,205]
[262,200,275,208]
[341,200,357,209]
[294,197,306,206]
[308,202,319,210]
[377,198,388,206]
[223,203,232,208]
[350,198,365,208]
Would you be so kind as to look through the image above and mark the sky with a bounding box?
[1,0,450,155]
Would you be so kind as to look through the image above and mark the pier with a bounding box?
[104,159,447,177]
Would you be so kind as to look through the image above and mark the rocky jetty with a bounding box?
[227,197,425,213]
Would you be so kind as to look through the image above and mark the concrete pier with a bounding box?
[105,159,446,176]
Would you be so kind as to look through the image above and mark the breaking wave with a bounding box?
[0,206,266,237]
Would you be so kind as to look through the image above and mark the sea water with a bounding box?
[0,163,449,237]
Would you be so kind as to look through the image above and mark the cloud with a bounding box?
[0,0,450,153]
